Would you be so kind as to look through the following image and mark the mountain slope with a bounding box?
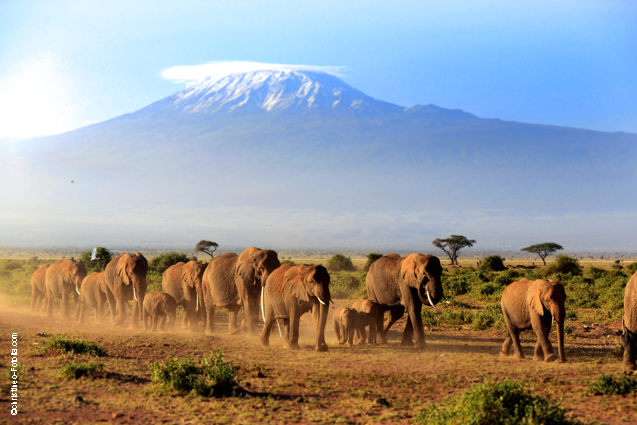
[1,69,636,250]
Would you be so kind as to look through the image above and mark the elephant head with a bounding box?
[117,252,148,308]
[237,247,281,287]
[401,254,444,310]
[527,279,567,362]
[67,258,88,296]
[182,260,207,312]
[285,264,332,306]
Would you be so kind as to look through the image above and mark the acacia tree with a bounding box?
[432,235,476,266]
[194,240,219,259]
[521,243,563,265]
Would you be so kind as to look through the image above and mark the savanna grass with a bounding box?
[37,334,106,357]
[415,379,581,425]
[589,373,637,395]
[60,360,105,380]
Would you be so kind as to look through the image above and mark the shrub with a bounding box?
[589,374,637,395]
[79,247,113,273]
[626,262,637,274]
[149,252,192,274]
[60,360,105,379]
[330,271,365,299]
[476,282,502,296]
[544,255,582,276]
[443,273,470,296]
[363,252,383,272]
[565,310,578,321]
[480,256,507,272]
[37,334,106,357]
[326,254,356,272]
[280,259,297,266]
[415,379,580,425]
[472,304,504,331]
[150,351,239,397]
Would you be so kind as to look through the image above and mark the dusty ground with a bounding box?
[0,301,634,425]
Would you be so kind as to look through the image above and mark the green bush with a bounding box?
[544,255,582,276]
[480,256,507,272]
[589,374,637,395]
[280,259,297,266]
[625,262,637,274]
[471,304,504,331]
[326,254,356,272]
[37,334,106,357]
[150,351,239,397]
[415,379,580,425]
[330,271,365,299]
[443,272,470,296]
[60,360,104,379]
[79,247,113,273]
[149,252,192,274]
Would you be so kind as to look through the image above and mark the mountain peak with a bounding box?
[155,69,402,115]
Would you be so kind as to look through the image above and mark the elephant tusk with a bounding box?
[76,286,81,296]
[330,299,335,305]
[277,319,282,337]
[196,293,199,312]
[317,296,326,306]
[260,287,265,322]
[426,289,439,311]
[133,287,138,302]
[442,293,451,304]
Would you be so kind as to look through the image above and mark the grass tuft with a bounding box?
[150,350,239,397]
[415,379,580,425]
[37,334,106,357]
[60,360,105,379]
[589,374,637,395]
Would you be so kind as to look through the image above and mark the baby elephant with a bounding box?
[352,299,380,344]
[333,306,359,347]
[143,291,177,332]
[500,278,567,363]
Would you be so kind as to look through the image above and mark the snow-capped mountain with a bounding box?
[143,69,402,115]
[1,67,636,250]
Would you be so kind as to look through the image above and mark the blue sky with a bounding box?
[0,0,635,138]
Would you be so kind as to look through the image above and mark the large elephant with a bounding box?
[366,253,444,348]
[352,299,380,344]
[622,270,637,373]
[500,278,567,363]
[203,247,280,335]
[30,265,49,312]
[45,259,87,318]
[75,271,107,324]
[259,264,331,351]
[162,261,208,331]
[104,252,148,328]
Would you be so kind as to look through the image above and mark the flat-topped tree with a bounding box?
[195,240,219,259]
[521,242,563,265]
[432,235,476,266]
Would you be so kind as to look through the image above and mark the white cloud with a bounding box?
[161,61,345,83]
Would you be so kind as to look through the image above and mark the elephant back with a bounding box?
[204,252,240,307]
[365,255,404,304]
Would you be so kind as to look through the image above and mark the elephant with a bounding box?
[104,252,148,328]
[500,278,567,363]
[162,261,208,331]
[352,299,380,344]
[45,259,87,319]
[622,270,637,373]
[143,291,177,331]
[333,306,358,347]
[30,265,49,312]
[75,271,107,324]
[366,253,444,348]
[203,247,280,335]
[259,263,331,351]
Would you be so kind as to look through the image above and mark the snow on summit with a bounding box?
[160,63,399,114]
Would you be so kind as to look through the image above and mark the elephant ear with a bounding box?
[236,250,257,286]
[285,266,310,303]
[527,282,545,316]
[117,254,132,286]
[182,262,197,288]
[400,254,419,287]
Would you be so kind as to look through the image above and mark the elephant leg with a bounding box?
[105,290,117,325]
[533,340,545,361]
[259,303,276,347]
[131,297,142,329]
[228,305,241,334]
[502,309,524,359]
[160,315,166,331]
[287,310,301,350]
[500,333,513,356]
[622,322,637,373]
[334,317,342,344]
[382,305,405,341]
[206,305,216,334]
[347,323,355,347]
[74,299,82,322]
[534,316,556,362]
[46,290,53,317]
[61,291,70,319]
[402,316,414,346]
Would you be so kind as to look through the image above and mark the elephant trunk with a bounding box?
[419,279,443,309]
[551,306,567,363]
[316,299,329,351]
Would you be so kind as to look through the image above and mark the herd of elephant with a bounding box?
[29,247,637,373]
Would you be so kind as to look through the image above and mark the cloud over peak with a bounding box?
[161,61,345,83]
